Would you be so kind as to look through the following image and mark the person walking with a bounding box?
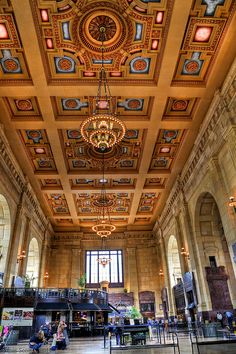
[225,311,233,329]
[216,312,223,328]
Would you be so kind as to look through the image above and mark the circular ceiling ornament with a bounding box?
[91,193,117,212]
[88,15,117,42]
[16,99,33,111]
[172,100,188,111]
[84,144,122,169]
[185,60,200,74]
[76,3,131,54]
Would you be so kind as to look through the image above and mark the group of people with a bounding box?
[29,320,69,353]
[216,311,234,328]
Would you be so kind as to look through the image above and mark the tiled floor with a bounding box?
[4,336,236,353]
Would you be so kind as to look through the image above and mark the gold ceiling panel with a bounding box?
[39,178,62,190]
[52,96,153,120]
[149,129,186,172]
[74,192,133,217]
[31,0,174,84]
[0,0,31,83]
[0,0,235,231]
[70,178,136,190]
[137,192,160,215]
[18,129,58,173]
[59,128,146,173]
[46,193,70,216]
[172,0,236,85]
[163,97,198,120]
[3,97,42,120]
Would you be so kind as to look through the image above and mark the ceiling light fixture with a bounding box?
[96,238,111,267]
[92,153,116,237]
[229,196,236,213]
[80,26,126,151]
[17,250,26,263]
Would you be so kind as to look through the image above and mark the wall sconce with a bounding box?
[181,247,190,260]
[17,250,26,263]
[44,272,49,288]
[229,196,236,213]
[159,269,164,276]
[44,272,49,280]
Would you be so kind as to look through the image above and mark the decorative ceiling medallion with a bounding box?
[77,5,130,55]
[85,144,123,169]
[90,193,117,212]
[88,15,117,42]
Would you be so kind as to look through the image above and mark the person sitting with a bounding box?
[29,330,46,353]
[50,333,57,351]
[56,324,66,350]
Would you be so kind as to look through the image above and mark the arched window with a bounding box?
[26,238,39,287]
[0,194,11,284]
[168,235,182,288]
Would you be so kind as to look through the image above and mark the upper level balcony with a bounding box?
[0,288,109,309]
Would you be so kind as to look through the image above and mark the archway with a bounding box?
[26,238,39,287]
[0,194,11,284]
[167,235,182,288]
[195,192,234,312]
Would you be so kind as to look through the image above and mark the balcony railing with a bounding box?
[0,287,108,307]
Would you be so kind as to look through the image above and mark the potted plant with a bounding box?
[77,273,86,289]
[129,306,142,325]
[23,274,37,288]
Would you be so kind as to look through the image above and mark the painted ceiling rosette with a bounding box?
[33,0,174,83]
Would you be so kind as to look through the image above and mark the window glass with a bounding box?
[86,250,123,287]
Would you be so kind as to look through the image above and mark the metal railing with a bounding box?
[0,287,108,306]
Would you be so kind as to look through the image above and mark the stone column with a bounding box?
[181,196,211,316]
[18,217,31,277]
[126,247,139,308]
[38,221,50,287]
[159,231,175,317]
[155,240,164,317]
[70,248,81,288]
[4,188,25,286]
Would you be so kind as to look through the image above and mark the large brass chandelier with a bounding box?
[92,153,116,238]
[80,27,126,151]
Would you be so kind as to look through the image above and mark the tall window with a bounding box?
[86,250,123,287]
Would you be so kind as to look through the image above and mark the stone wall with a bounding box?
[155,58,236,318]
[49,231,163,315]
[0,125,52,287]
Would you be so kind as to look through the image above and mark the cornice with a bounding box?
[53,230,154,242]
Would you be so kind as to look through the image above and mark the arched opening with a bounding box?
[0,194,11,284]
[168,235,182,288]
[195,192,234,311]
[26,238,39,287]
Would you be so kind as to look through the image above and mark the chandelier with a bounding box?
[97,256,111,267]
[92,153,116,237]
[96,237,111,268]
[80,27,126,151]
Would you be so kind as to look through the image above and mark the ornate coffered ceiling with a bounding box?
[0,0,235,232]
